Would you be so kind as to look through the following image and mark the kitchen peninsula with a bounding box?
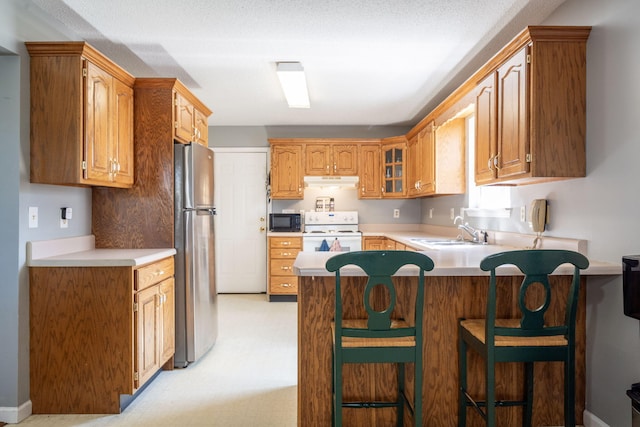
[293,239,619,426]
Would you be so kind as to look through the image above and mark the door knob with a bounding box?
[259,226,265,231]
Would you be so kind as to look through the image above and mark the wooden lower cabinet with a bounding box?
[363,236,385,250]
[363,236,417,251]
[268,236,302,299]
[29,257,175,414]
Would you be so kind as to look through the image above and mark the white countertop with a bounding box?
[293,229,621,277]
[27,235,176,267]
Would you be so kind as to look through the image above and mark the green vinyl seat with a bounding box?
[458,249,589,427]
[325,250,434,427]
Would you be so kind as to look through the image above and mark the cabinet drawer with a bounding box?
[269,237,302,249]
[270,247,299,259]
[135,257,174,291]
[270,259,295,276]
[269,276,299,294]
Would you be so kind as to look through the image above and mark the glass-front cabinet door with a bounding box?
[381,138,407,198]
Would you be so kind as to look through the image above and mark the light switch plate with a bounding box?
[29,207,38,228]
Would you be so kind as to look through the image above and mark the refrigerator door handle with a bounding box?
[195,208,216,215]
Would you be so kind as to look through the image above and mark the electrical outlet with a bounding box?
[429,208,433,219]
[393,208,400,219]
[450,208,455,220]
[29,207,38,228]
[520,206,526,222]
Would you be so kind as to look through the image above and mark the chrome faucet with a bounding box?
[454,216,486,243]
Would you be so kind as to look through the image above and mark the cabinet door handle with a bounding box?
[494,153,501,170]
[333,163,337,172]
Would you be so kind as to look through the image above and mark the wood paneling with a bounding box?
[30,266,133,414]
[298,274,586,426]
[92,81,176,249]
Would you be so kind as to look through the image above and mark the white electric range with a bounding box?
[302,211,362,252]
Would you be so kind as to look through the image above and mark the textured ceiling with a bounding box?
[28,0,565,127]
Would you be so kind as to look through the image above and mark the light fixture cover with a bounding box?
[276,62,310,108]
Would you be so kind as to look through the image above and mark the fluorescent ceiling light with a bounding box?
[276,62,310,108]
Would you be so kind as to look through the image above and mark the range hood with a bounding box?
[303,175,359,189]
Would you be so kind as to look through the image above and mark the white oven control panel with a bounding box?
[304,211,358,225]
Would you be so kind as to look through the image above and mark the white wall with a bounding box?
[544,1,640,425]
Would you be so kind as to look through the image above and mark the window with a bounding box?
[465,115,511,217]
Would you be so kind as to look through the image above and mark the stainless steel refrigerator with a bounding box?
[174,142,218,368]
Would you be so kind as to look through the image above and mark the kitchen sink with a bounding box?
[410,238,482,248]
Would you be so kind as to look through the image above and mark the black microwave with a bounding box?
[269,213,301,232]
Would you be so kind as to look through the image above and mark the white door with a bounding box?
[213,148,268,293]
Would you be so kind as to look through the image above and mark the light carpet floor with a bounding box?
[11,294,298,427]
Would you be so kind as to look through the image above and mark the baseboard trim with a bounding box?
[0,400,32,423]
[584,409,609,427]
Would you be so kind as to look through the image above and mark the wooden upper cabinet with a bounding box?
[433,118,466,195]
[496,47,529,180]
[408,122,436,197]
[474,73,497,185]
[113,78,135,186]
[270,143,304,199]
[174,91,195,143]
[381,137,407,198]
[84,61,114,184]
[174,90,211,146]
[418,123,436,194]
[473,26,590,185]
[332,144,358,175]
[304,144,331,175]
[358,143,382,199]
[304,143,358,176]
[195,109,209,146]
[407,118,465,198]
[27,41,136,188]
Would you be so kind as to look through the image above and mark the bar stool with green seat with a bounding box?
[326,250,434,427]
[458,249,589,427]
